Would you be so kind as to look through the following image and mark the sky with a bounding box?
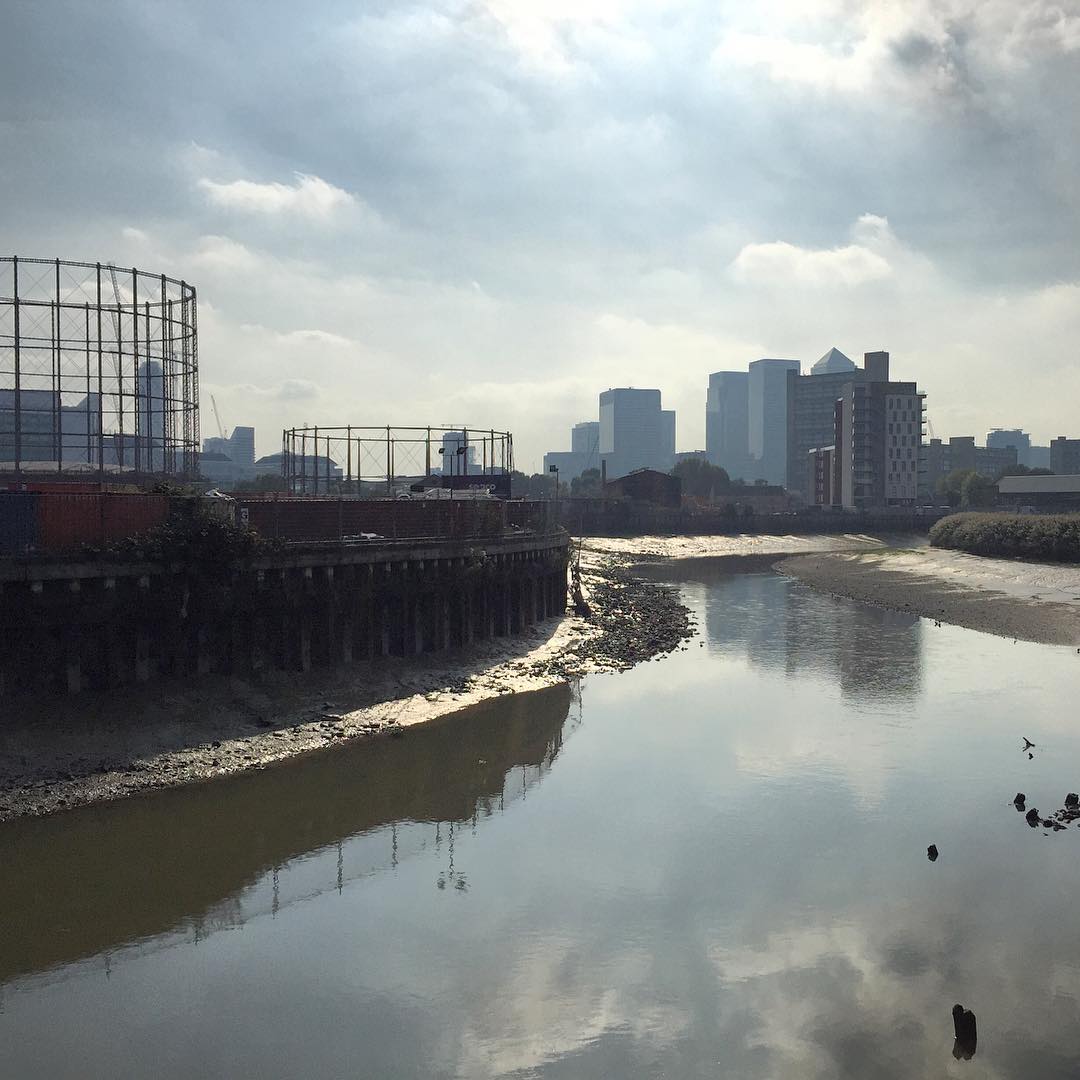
[2,0,1079,471]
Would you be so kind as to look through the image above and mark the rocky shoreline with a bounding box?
[0,545,696,822]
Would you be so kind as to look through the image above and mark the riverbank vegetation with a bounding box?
[930,512,1080,562]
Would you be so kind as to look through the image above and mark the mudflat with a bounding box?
[779,549,1080,646]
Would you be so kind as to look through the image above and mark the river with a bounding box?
[3,562,1080,1078]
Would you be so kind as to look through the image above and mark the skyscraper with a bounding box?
[786,346,862,498]
[598,388,674,480]
[821,352,925,509]
[987,428,1032,467]
[748,358,800,486]
[705,371,749,478]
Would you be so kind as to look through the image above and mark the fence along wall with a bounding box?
[237,498,555,543]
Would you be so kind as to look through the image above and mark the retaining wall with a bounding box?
[0,532,569,698]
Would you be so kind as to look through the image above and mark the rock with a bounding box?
[1014,792,1026,808]
[1026,807,1040,826]
[1066,793,1079,808]
[927,844,939,861]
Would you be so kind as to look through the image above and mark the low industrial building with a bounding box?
[604,468,682,507]
[997,474,1080,511]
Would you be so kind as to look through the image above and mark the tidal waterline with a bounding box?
[4,566,1080,1078]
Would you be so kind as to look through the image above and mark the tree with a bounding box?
[936,469,973,507]
[510,470,566,499]
[960,471,996,508]
[234,473,289,493]
[570,468,603,497]
[670,458,731,498]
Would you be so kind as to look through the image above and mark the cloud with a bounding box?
[730,238,893,288]
[197,173,355,220]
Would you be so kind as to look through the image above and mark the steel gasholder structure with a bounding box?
[282,425,514,495]
[0,256,199,480]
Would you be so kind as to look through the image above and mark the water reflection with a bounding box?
[5,566,1080,1080]
[643,560,923,700]
[0,682,576,986]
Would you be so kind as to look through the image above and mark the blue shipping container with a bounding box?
[0,493,39,555]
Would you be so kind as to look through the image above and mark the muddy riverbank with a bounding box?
[779,548,1080,646]
[0,543,697,822]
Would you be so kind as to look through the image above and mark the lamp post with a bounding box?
[549,463,559,526]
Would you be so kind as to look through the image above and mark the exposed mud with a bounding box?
[778,550,1080,646]
[0,544,695,822]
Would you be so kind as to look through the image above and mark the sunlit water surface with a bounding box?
[4,566,1080,1079]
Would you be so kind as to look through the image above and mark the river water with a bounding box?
[4,564,1080,1078]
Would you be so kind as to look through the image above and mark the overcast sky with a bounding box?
[3,0,1078,469]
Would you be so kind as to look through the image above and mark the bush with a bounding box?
[929,512,1080,563]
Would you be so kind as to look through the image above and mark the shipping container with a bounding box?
[34,493,169,554]
[0,493,39,555]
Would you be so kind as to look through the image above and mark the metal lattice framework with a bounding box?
[282,425,514,495]
[0,256,199,479]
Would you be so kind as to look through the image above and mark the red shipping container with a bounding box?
[35,493,169,553]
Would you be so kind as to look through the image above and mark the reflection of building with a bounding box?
[696,568,922,701]
[748,359,800,487]
[706,371,750,479]
[0,681,575,986]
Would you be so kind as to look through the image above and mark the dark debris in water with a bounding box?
[1019,795,1080,833]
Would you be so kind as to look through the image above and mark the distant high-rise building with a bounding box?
[0,388,102,466]
[987,428,1031,464]
[748,358,800,486]
[661,410,676,469]
[440,430,478,476]
[571,421,599,457]
[598,388,674,480]
[1050,436,1080,475]
[543,420,600,482]
[786,346,862,497]
[705,371,749,479]
[922,436,1018,497]
[201,425,257,486]
[809,352,925,509]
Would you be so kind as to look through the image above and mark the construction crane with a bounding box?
[105,263,127,442]
[210,394,228,441]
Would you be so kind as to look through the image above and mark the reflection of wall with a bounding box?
[695,569,923,700]
[0,682,575,985]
